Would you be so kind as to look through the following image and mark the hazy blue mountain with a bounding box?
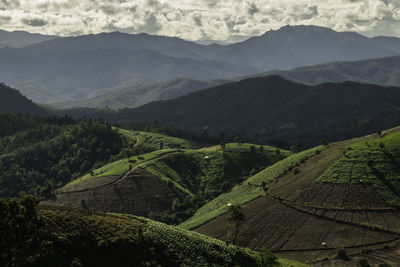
[371,36,400,53]
[0,29,56,49]
[0,49,251,103]
[53,78,228,110]
[99,76,400,147]
[20,31,222,60]
[0,83,49,116]
[215,25,400,71]
[258,55,400,86]
[2,25,400,104]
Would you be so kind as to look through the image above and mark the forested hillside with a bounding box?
[1,196,287,267]
[96,76,400,148]
[0,83,49,116]
[0,117,123,197]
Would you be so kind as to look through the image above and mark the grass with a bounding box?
[180,146,323,230]
[37,205,265,266]
[64,149,181,187]
[116,127,199,150]
[318,131,400,206]
[223,142,288,153]
[278,258,310,267]
[142,145,287,197]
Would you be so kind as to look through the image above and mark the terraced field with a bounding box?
[187,127,400,266]
[46,142,287,224]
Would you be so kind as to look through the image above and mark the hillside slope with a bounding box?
[188,127,400,266]
[44,140,289,225]
[0,83,49,116]
[102,76,400,148]
[3,196,291,267]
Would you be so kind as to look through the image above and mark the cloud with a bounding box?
[0,15,10,24]
[248,2,259,16]
[0,0,398,41]
[22,18,47,27]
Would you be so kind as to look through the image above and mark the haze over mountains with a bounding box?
[54,78,228,110]
[2,25,400,105]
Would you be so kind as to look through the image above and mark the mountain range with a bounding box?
[95,76,400,148]
[57,54,400,110]
[2,25,400,104]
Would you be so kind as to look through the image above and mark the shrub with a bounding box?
[357,258,370,267]
[293,168,300,175]
[336,248,349,260]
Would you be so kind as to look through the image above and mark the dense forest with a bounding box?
[0,114,124,197]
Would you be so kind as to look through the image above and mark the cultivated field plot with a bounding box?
[195,197,397,258]
[291,204,400,233]
[318,132,400,206]
[313,242,400,266]
[43,168,187,217]
[288,183,390,209]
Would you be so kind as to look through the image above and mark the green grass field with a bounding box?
[117,128,199,150]
[180,146,323,230]
[318,131,400,206]
[65,149,181,187]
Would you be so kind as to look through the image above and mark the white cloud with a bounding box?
[0,0,399,41]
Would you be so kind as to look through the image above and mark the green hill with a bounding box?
[0,83,49,116]
[0,114,200,198]
[98,76,400,148]
[186,127,400,266]
[3,196,304,267]
[45,141,289,224]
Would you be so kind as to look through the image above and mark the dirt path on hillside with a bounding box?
[57,150,181,195]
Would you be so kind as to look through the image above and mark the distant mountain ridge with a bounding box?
[257,55,400,87]
[0,83,49,116]
[96,76,400,147]
[0,29,56,49]
[0,48,251,103]
[2,25,400,104]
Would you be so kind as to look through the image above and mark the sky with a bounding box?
[0,0,400,42]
